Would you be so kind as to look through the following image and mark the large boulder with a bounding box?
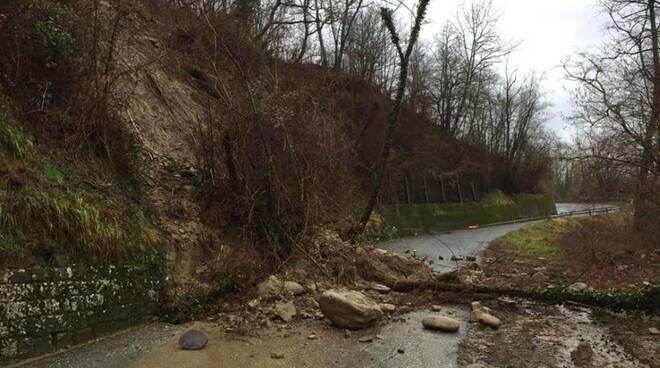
[318,289,384,330]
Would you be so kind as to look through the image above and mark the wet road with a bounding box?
[379,222,538,273]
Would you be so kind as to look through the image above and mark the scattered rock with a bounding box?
[438,255,444,260]
[370,283,391,294]
[465,256,477,262]
[178,330,208,350]
[571,343,594,367]
[274,302,297,322]
[271,352,285,359]
[257,275,283,299]
[307,334,318,340]
[474,311,501,329]
[358,335,374,343]
[568,282,589,292]
[649,327,660,335]
[247,299,260,309]
[318,289,384,330]
[379,303,397,313]
[450,255,464,261]
[471,301,500,328]
[421,315,460,333]
[284,281,305,296]
[397,348,405,354]
[343,330,352,338]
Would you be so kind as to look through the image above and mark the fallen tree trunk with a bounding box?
[388,279,660,314]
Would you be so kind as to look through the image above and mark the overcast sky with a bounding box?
[415,0,609,141]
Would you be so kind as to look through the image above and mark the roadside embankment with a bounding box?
[379,192,556,236]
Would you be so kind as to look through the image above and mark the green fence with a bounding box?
[379,194,557,236]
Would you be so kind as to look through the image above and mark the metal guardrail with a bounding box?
[390,206,624,235]
[468,206,623,230]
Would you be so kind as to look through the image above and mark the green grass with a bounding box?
[0,115,34,159]
[498,219,570,259]
[379,192,557,236]
[0,112,160,264]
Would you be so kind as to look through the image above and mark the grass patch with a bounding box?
[0,115,34,159]
[0,112,160,266]
[498,219,569,259]
[484,211,659,292]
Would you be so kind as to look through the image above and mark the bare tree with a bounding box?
[565,0,660,243]
[358,0,431,232]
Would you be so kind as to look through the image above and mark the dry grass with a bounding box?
[484,210,660,291]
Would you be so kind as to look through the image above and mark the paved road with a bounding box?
[556,202,621,214]
[379,222,538,273]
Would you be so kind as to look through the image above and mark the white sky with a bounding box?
[416,0,608,141]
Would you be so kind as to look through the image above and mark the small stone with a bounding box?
[371,283,392,294]
[438,255,444,260]
[284,281,306,295]
[344,330,352,338]
[247,299,260,309]
[421,315,460,332]
[274,302,297,322]
[451,255,464,261]
[358,335,374,343]
[571,343,593,367]
[379,303,397,313]
[475,311,501,329]
[471,301,482,312]
[466,256,477,262]
[568,282,589,292]
[649,327,660,335]
[178,330,208,350]
[431,305,442,312]
[257,275,283,299]
[308,334,318,340]
[271,352,285,359]
[397,348,405,354]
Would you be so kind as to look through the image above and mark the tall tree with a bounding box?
[565,0,660,244]
[358,0,431,232]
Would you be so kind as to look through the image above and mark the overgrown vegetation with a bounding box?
[0,112,158,266]
[485,210,660,291]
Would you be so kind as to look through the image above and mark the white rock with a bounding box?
[421,315,460,332]
[431,305,442,312]
[649,327,660,335]
[318,289,384,330]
